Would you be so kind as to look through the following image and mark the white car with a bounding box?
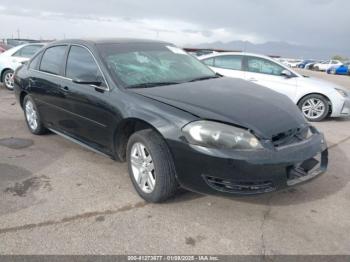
[0,43,44,90]
[285,59,303,68]
[313,60,342,71]
[199,52,350,121]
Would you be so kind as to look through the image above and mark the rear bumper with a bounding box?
[169,132,328,196]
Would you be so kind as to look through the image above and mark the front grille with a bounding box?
[203,175,275,194]
[271,127,309,147]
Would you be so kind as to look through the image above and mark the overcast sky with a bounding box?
[0,0,349,50]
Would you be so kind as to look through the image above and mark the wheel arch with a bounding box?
[19,91,29,109]
[112,117,166,162]
[1,68,13,82]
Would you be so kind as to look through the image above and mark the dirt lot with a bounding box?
[0,70,350,255]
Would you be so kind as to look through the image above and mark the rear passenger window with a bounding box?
[40,46,67,75]
[66,46,103,82]
[214,55,243,70]
[247,57,284,76]
[13,45,43,58]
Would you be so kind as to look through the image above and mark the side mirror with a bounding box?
[72,78,102,87]
[281,69,292,78]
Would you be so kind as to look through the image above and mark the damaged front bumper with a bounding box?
[169,129,328,196]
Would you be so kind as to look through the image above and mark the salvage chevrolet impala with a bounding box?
[14,39,328,202]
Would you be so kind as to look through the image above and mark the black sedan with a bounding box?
[13,38,328,202]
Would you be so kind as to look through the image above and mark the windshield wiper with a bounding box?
[126,82,180,89]
[188,74,221,82]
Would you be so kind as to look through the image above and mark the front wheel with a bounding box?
[298,94,329,122]
[126,129,178,203]
[2,70,14,90]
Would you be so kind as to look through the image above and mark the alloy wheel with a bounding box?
[301,98,326,120]
[25,100,38,131]
[4,72,14,90]
[130,142,155,193]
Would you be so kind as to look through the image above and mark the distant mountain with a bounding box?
[193,40,349,60]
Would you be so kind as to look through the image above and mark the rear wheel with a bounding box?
[298,94,329,122]
[126,129,178,203]
[23,95,47,135]
[2,70,14,90]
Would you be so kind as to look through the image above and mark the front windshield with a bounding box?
[97,43,216,88]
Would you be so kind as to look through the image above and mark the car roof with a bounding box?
[50,38,171,46]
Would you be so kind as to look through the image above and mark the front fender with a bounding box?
[121,92,197,140]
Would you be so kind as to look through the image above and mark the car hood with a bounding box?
[298,76,348,94]
[130,77,306,139]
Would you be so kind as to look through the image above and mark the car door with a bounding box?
[28,45,72,130]
[244,56,298,102]
[60,45,114,154]
[202,55,245,79]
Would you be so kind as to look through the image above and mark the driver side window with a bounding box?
[247,57,285,76]
[66,45,104,84]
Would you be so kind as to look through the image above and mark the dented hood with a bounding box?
[131,77,306,139]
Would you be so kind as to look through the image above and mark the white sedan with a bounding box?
[313,60,342,71]
[199,52,350,121]
[0,43,44,90]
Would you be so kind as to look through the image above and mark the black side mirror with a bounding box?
[72,78,102,86]
[281,69,293,78]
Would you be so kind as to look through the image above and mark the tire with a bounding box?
[23,95,47,135]
[2,69,14,90]
[298,94,329,122]
[126,129,178,203]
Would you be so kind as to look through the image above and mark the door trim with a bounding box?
[49,128,111,158]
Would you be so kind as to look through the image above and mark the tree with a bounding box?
[332,55,348,61]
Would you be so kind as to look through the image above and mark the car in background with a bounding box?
[13,38,328,202]
[313,60,342,71]
[305,61,323,70]
[327,62,350,75]
[199,52,350,121]
[0,43,44,90]
[298,60,316,69]
[0,43,10,53]
[285,59,303,68]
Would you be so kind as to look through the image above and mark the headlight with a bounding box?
[335,88,348,97]
[182,121,262,150]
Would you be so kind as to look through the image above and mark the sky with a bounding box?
[0,0,349,51]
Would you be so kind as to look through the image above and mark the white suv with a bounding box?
[199,52,350,121]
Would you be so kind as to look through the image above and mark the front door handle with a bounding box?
[248,78,258,82]
[60,86,69,91]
